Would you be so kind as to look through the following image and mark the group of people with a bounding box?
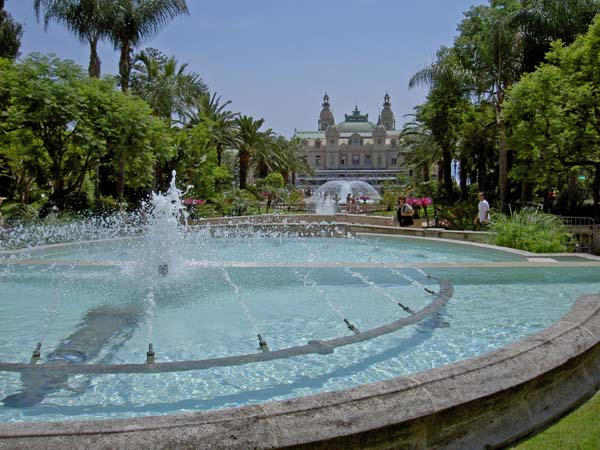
[345,193,358,213]
[394,191,490,228]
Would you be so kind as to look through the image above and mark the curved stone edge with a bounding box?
[1,294,599,450]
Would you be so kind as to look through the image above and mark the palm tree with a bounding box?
[400,111,439,184]
[34,0,110,77]
[131,48,206,125]
[280,137,312,185]
[188,91,239,167]
[0,0,23,59]
[409,47,471,201]
[235,115,266,190]
[251,129,282,179]
[106,0,189,93]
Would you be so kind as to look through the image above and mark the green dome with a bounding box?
[336,121,377,133]
[336,106,376,133]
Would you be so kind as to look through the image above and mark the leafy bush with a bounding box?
[487,211,573,253]
[434,201,477,230]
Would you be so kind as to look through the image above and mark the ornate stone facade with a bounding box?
[295,93,406,187]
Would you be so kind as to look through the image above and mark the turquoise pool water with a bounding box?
[0,233,598,423]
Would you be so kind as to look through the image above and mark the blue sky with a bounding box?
[6,0,479,137]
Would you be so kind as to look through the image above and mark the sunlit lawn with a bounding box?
[511,391,600,450]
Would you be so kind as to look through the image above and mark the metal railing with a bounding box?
[561,216,595,254]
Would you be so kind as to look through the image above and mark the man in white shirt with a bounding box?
[474,192,490,226]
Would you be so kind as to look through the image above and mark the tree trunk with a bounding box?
[117,156,125,204]
[568,170,578,213]
[442,147,453,201]
[497,97,508,213]
[459,157,468,200]
[88,37,101,78]
[239,152,250,189]
[422,162,429,182]
[593,163,600,208]
[217,144,223,166]
[119,44,131,93]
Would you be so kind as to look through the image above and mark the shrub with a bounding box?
[487,211,573,253]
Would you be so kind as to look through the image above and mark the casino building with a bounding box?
[294,93,407,188]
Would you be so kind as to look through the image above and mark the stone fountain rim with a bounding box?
[1,219,599,449]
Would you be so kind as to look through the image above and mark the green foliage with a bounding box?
[2,202,37,221]
[262,172,285,189]
[208,189,257,217]
[435,200,477,230]
[0,2,23,59]
[130,47,206,124]
[381,183,402,211]
[487,210,573,252]
[505,14,600,211]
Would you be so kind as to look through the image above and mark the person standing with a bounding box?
[474,192,490,226]
[396,195,414,227]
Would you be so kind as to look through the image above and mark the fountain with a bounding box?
[0,173,599,449]
[312,180,382,205]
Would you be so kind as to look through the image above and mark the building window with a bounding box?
[391,157,397,166]
[391,139,397,148]
[364,155,371,167]
[329,139,335,144]
[340,154,347,166]
[352,154,360,166]
[377,155,382,166]
[377,138,383,145]
[315,155,321,167]
[315,140,321,149]
[329,155,334,166]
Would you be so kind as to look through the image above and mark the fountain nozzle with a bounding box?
[158,263,168,276]
[30,342,42,364]
[257,334,270,353]
[344,318,360,334]
[146,343,155,364]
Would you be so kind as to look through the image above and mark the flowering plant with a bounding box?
[406,197,433,223]
[182,198,206,205]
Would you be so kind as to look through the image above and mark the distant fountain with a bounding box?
[312,180,382,205]
[312,193,338,215]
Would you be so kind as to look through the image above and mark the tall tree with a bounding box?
[131,48,206,125]
[0,0,22,59]
[454,0,523,211]
[409,47,471,201]
[187,91,239,167]
[107,0,189,93]
[400,110,439,184]
[0,54,167,210]
[34,0,110,77]
[235,115,266,190]
[514,0,600,72]
[505,16,600,213]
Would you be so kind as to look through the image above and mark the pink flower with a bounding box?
[183,199,206,205]
[407,197,422,207]
[420,197,432,207]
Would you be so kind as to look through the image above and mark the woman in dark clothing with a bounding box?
[396,195,414,227]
